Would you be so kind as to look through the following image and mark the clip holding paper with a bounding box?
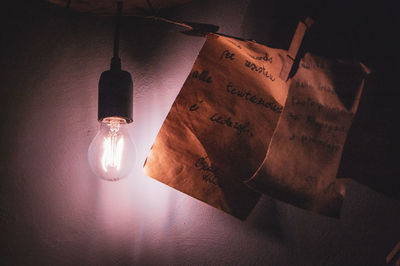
[279,17,314,81]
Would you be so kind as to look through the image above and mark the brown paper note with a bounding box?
[246,53,369,217]
[144,33,289,219]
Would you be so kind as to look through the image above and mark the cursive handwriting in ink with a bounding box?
[191,70,212,83]
[210,113,253,136]
[226,82,282,113]
[220,49,235,60]
[244,60,275,81]
[295,80,336,95]
[300,61,311,69]
[249,52,272,63]
[306,115,346,133]
[189,100,203,112]
[300,59,326,69]
[295,80,313,90]
[291,96,353,117]
[289,134,341,153]
[194,157,223,188]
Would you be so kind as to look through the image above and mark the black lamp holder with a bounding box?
[98,1,133,123]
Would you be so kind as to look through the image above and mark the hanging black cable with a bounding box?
[98,1,133,123]
[113,1,122,59]
[111,1,123,71]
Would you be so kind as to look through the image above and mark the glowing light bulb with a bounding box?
[88,2,135,181]
[88,117,136,181]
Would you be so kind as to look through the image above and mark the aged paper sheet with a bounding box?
[144,33,289,219]
[246,54,369,217]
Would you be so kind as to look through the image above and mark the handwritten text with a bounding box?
[210,113,253,136]
[226,82,282,113]
[244,60,275,81]
[194,157,223,188]
[191,70,212,83]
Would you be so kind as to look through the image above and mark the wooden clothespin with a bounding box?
[279,17,314,81]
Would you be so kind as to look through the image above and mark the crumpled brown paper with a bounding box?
[246,53,369,217]
[144,33,288,219]
[143,33,369,219]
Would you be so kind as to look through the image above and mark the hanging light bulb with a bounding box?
[88,1,136,181]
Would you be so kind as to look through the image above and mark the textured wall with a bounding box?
[1,0,399,265]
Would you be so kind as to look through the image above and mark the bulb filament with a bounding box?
[101,119,124,172]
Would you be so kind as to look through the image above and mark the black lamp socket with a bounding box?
[97,57,133,123]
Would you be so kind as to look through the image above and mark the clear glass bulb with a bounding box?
[88,117,136,181]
